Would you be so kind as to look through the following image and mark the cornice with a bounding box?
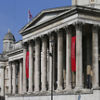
[20,6,100,36]
[19,6,72,34]
[7,49,23,57]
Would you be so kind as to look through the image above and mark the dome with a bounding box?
[3,30,15,41]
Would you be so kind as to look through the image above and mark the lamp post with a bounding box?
[0,87,1,93]
[49,37,54,100]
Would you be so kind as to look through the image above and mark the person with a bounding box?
[87,65,92,89]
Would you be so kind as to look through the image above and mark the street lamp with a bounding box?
[0,87,1,93]
[49,37,54,100]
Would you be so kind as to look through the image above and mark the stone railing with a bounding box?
[13,40,23,50]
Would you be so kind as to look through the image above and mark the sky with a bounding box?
[0,0,71,53]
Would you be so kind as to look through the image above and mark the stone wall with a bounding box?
[72,0,100,9]
[5,90,100,100]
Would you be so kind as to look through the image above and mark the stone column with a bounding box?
[41,37,47,91]
[49,35,52,91]
[19,60,23,94]
[75,24,83,90]
[28,41,34,93]
[57,30,63,91]
[92,25,99,89]
[65,28,72,90]
[0,67,5,96]
[9,62,12,94]
[2,67,5,96]
[12,62,16,94]
[34,38,41,92]
[23,44,27,93]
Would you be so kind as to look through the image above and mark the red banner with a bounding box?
[71,36,76,72]
[26,51,29,79]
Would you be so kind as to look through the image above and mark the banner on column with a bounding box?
[26,51,29,79]
[71,36,76,72]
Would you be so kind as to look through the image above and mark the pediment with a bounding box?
[34,13,57,26]
[23,12,64,31]
[20,7,71,34]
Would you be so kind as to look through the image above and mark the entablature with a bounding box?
[20,6,100,36]
[7,49,23,62]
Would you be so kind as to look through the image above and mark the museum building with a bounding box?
[0,0,100,100]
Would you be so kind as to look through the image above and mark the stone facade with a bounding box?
[0,1,100,100]
[72,0,100,9]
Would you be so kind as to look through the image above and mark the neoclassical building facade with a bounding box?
[0,0,100,100]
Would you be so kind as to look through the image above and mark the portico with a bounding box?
[16,25,100,95]
[0,5,100,100]
[7,6,100,95]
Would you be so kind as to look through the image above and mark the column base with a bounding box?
[56,86,63,92]
[41,89,47,92]
[48,89,55,94]
[40,90,47,94]
[19,93,23,95]
[74,86,83,93]
[33,90,40,95]
[12,93,16,95]
[34,87,40,93]
[48,85,55,91]
[34,90,40,93]
[80,88,93,93]
[22,89,27,94]
[27,90,33,94]
[21,92,25,95]
[93,86,100,90]
[64,87,72,92]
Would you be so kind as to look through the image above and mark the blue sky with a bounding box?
[0,0,71,53]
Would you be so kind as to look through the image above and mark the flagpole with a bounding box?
[75,0,77,5]
[28,9,29,23]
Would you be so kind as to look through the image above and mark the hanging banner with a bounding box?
[26,51,29,79]
[71,36,76,72]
